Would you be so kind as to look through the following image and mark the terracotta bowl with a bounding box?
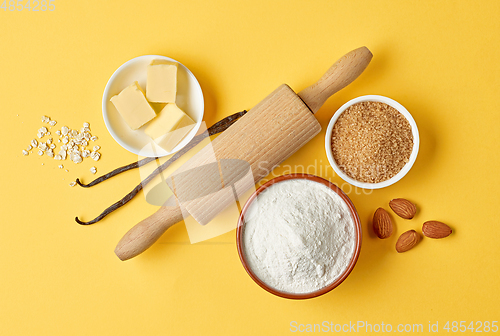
[236,173,362,299]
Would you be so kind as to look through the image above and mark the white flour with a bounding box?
[242,179,356,294]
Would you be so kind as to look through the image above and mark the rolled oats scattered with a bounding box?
[69,181,76,187]
[70,153,82,164]
[25,116,103,171]
[59,165,63,169]
[90,151,101,161]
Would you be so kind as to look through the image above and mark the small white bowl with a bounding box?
[102,55,204,157]
[325,95,419,189]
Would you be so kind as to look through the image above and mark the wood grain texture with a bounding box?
[298,46,373,114]
[115,46,373,260]
[115,85,321,261]
[168,84,321,225]
[114,197,182,261]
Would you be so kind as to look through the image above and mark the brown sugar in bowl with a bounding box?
[236,173,362,299]
[325,95,419,189]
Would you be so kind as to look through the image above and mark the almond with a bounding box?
[396,230,420,253]
[422,221,452,239]
[372,208,393,239]
[389,198,416,219]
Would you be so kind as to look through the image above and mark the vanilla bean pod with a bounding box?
[75,110,247,225]
[75,157,155,188]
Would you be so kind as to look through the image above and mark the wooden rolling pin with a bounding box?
[115,46,373,261]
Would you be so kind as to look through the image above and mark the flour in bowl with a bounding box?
[242,179,356,294]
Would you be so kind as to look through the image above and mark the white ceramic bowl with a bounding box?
[102,55,204,157]
[325,95,419,189]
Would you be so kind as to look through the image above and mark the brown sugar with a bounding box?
[331,101,413,183]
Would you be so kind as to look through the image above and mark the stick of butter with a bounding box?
[144,103,195,152]
[110,82,157,130]
[146,60,178,103]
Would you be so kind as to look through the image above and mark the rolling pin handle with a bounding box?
[298,46,373,114]
[115,46,373,261]
[114,202,184,261]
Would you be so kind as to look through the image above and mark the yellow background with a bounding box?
[1,0,499,335]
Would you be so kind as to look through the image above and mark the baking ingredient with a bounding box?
[372,208,393,239]
[75,110,247,225]
[422,221,452,239]
[144,103,195,151]
[389,198,417,219]
[395,230,420,253]
[146,60,178,103]
[242,179,356,294]
[110,81,157,130]
[331,101,413,183]
[90,151,101,161]
[23,118,102,168]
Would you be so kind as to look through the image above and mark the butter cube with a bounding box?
[145,103,195,152]
[146,60,178,103]
[110,82,156,130]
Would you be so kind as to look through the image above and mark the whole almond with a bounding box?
[389,198,417,219]
[373,208,393,239]
[422,221,452,239]
[396,230,420,253]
